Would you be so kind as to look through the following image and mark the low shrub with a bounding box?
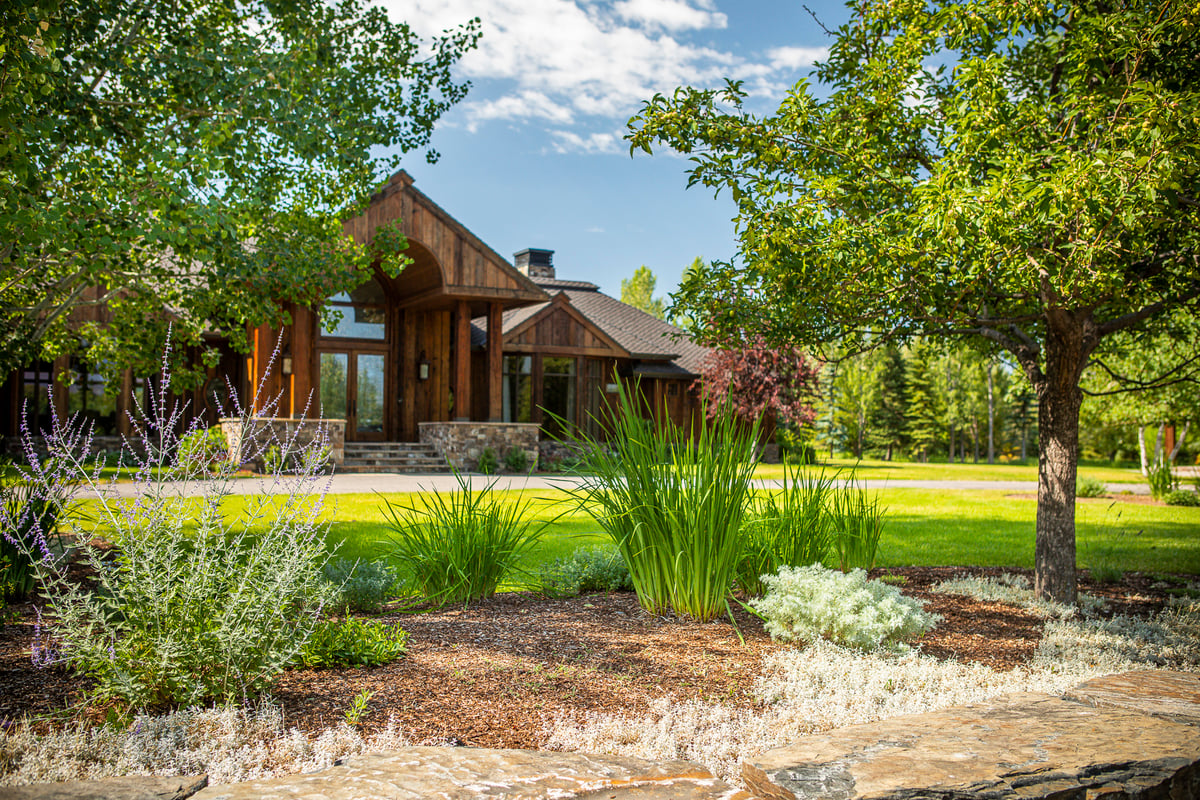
[1076,475,1108,498]
[296,617,408,668]
[176,427,228,469]
[1147,462,1178,500]
[0,456,79,602]
[11,349,338,709]
[476,447,499,475]
[1165,489,1200,507]
[752,565,939,651]
[737,468,834,597]
[828,477,886,572]
[323,558,400,613]
[537,545,633,597]
[381,471,547,606]
[503,447,530,473]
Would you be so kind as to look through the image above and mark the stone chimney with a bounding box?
[514,248,555,280]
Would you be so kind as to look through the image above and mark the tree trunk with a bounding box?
[948,426,955,464]
[1139,425,1149,475]
[1153,423,1165,467]
[972,420,980,463]
[1033,318,1090,605]
[1169,421,1190,464]
[987,364,995,464]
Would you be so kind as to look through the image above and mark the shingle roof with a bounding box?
[470,277,709,377]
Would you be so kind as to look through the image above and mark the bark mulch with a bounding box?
[0,566,1182,748]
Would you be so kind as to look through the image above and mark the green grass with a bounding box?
[876,489,1200,574]
[753,457,1144,484]
[75,485,1200,587]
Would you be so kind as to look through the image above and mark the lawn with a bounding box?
[320,487,1200,578]
[750,457,1147,484]
[76,484,1198,579]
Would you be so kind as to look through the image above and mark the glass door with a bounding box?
[319,350,387,441]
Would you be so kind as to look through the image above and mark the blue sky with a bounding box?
[379,0,852,304]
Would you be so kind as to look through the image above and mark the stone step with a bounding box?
[743,671,1200,800]
[338,464,453,474]
[188,747,747,799]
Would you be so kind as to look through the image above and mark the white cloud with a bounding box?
[612,0,727,31]
[767,45,829,72]
[386,0,827,153]
[548,130,625,154]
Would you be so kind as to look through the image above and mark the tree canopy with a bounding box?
[620,265,666,320]
[629,0,1200,602]
[1,0,479,384]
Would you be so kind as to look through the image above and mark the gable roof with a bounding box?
[471,274,709,377]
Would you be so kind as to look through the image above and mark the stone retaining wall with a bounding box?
[218,417,345,469]
[418,422,540,472]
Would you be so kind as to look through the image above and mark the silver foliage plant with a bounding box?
[8,344,338,708]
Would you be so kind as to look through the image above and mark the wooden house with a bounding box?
[2,171,709,470]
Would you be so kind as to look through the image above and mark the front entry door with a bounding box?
[319,350,387,441]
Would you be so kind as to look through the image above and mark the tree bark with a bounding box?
[1153,423,1165,467]
[987,363,995,464]
[1138,425,1149,475]
[1033,315,1092,604]
[1169,421,1190,464]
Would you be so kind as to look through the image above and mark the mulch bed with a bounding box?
[0,566,1182,748]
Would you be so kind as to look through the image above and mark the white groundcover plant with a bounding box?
[751,565,939,651]
[547,577,1200,784]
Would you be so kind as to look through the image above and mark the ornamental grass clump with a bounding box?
[737,467,834,597]
[564,384,759,622]
[381,471,547,606]
[7,348,338,708]
[752,565,939,651]
[828,476,886,572]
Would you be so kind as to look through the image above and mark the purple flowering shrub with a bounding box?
[7,347,338,708]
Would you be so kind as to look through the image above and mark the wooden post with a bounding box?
[117,368,134,436]
[454,300,471,421]
[402,310,417,440]
[291,306,314,419]
[487,302,503,421]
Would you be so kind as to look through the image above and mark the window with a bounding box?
[320,279,387,340]
[66,361,119,435]
[20,360,53,435]
[541,356,577,438]
[503,356,532,423]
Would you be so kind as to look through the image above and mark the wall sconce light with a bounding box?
[281,357,293,376]
[417,356,430,381]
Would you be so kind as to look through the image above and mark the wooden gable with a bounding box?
[504,293,627,358]
[342,171,546,312]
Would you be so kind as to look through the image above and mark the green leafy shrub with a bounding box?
[176,427,228,468]
[777,427,816,465]
[1148,462,1178,500]
[1076,475,1108,498]
[503,447,529,473]
[323,558,400,613]
[537,545,633,597]
[1165,489,1200,507]
[752,565,939,651]
[828,477,886,572]
[476,447,499,475]
[382,471,547,606]
[737,467,834,597]
[12,357,339,708]
[564,385,759,622]
[296,617,408,668]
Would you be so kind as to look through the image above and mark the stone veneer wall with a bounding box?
[218,418,345,468]
[419,422,541,472]
[4,435,134,461]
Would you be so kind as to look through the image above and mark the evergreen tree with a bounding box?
[905,342,942,462]
[866,345,907,460]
